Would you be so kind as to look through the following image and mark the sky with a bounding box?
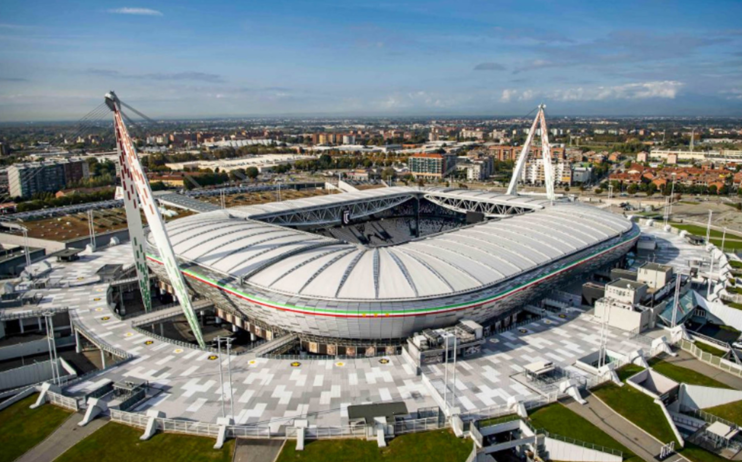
[1,0,741,121]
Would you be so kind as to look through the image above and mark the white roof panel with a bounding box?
[159,188,633,301]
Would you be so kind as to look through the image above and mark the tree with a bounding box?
[595,188,603,195]
[381,167,396,180]
[627,183,638,195]
[245,167,259,181]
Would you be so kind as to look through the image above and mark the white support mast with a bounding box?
[106,91,206,349]
[506,104,556,201]
[538,108,556,201]
[113,101,153,314]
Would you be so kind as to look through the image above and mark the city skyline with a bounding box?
[1,0,742,121]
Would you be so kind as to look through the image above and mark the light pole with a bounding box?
[706,210,713,246]
[722,227,727,254]
[216,336,234,419]
[226,337,234,419]
[668,173,677,219]
[217,338,226,418]
[43,310,60,384]
[443,335,449,415]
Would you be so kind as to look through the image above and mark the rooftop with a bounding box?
[153,187,635,302]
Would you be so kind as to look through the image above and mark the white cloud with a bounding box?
[107,8,163,16]
[722,89,742,100]
[500,89,536,102]
[502,81,683,103]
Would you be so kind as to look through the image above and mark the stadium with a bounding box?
[145,186,640,354]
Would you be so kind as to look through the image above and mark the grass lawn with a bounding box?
[528,403,640,462]
[591,383,678,445]
[709,238,742,252]
[680,442,733,462]
[0,394,72,462]
[670,223,730,240]
[693,342,728,357]
[649,359,732,389]
[478,413,520,428]
[730,260,742,270]
[276,429,472,462]
[616,363,645,382]
[55,422,235,462]
[703,400,742,426]
[725,302,742,311]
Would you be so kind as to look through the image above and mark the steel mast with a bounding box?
[506,104,556,201]
[105,91,206,348]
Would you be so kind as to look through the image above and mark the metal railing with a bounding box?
[540,429,623,458]
[72,319,133,360]
[47,389,79,411]
[0,306,68,321]
[679,338,742,378]
[683,408,740,429]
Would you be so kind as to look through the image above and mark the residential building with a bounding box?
[409,153,457,179]
[521,158,572,186]
[8,159,90,198]
[571,163,593,184]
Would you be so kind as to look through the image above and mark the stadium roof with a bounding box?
[157,187,633,302]
[228,186,550,219]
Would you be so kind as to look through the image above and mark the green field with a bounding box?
[649,359,732,389]
[616,363,645,382]
[528,403,640,461]
[693,341,728,357]
[680,443,733,462]
[276,429,472,462]
[55,423,235,462]
[591,383,679,445]
[478,413,520,428]
[670,223,731,240]
[703,400,742,426]
[0,394,72,462]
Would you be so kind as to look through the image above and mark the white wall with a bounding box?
[0,338,49,361]
[680,384,742,410]
[544,438,622,462]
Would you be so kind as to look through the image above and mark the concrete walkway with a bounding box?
[563,395,685,462]
[232,438,284,462]
[661,350,742,390]
[16,412,108,462]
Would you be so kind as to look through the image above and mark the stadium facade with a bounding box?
[147,187,639,353]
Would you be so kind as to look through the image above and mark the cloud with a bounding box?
[86,69,224,83]
[0,77,27,82]
[107,8,163,16]
[551,81,684,101]
[501,81,684,103]
[722,89,742,100]
[474,62,506,71]
[490,27,573,44]
[512,30,730,74]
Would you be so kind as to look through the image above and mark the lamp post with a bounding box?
[42,310,60,384]
[217,338,226,418]
[669,173,677,219]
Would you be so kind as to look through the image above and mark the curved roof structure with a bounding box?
[156,187,633,302]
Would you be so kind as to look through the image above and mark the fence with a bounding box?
[542,430,623,458]
[72,320,133,360]
[47,389,79,411]
[679,338,742,378]
[109,406,445,441]
[683,408,740,429]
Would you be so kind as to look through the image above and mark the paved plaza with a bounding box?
[10,224,699,427]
